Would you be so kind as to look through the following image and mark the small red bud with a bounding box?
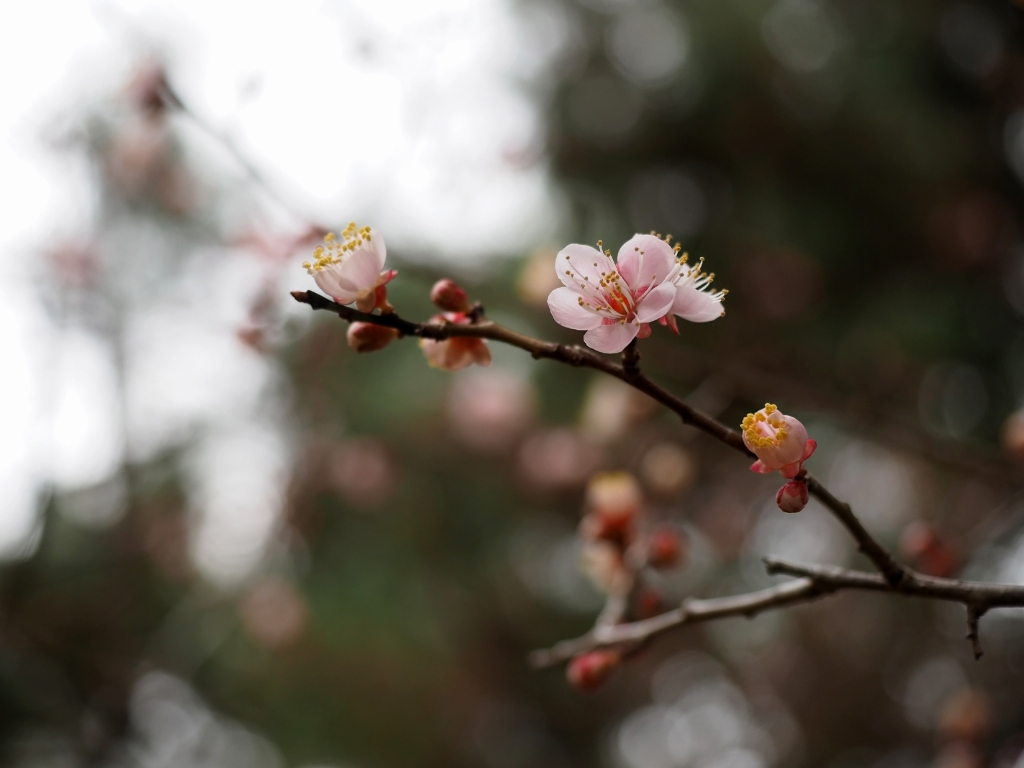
[776,479,809,513]
[430,279,472,313]
[634,588,663,619]
[347,322,398,353]
[647,526,685,569]
[566,649,620,691]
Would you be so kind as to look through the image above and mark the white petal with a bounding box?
[547,287,602,330]
[634,282,676,323]
[617,234,675,293]
[584,322,640,354]
[364,228,387,271]
[313,267,359,303]
[338,249,384,294]
[672,284,724,323]
[556,244,614,291]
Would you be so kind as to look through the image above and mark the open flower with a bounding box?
[547,234,726,353]
[419,312,492,371]
[741,403,817,479]
[303,223,396,312]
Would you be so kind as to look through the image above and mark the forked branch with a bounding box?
[292,289,1024,663]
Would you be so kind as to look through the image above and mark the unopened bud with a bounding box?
[776,479,809,513]
[567,649,620,691]
[430,279,472,313]
[647,526,685,569]
[634,588,663,620]
[347,322,398,353]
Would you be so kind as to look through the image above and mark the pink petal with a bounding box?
[634,282,676,323]
[555,244,611,292]
[672,283,724,323]
[750,460,773,474]
[801,439,817,461]
[617,234,676,293]
[338,249,385,294]
[780,462,802,479]
[583,322,640,354]
[547,287,602,331]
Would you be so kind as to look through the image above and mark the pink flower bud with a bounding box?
[647,526,686,569]
[430,278,472,313]
[347,322,398,353]
[419,313,491,371]
[776,479,809,513]
[741,403,816,478]
[580,472,642,548]
[567,649,620,691]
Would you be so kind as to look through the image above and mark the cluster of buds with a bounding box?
[572,472,687,691]
[741,403,817,514]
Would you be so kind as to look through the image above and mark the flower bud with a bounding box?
[430,279,472,313]
[347,322,398,353]
[419,313,492,371]
[647,526,685,569]
[580,472,642,548]
[567,649,621,691]
[776,479,809,513]
[634,588,663,620]
[741,404,816,478]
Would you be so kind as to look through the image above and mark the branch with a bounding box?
[530,558,1024,667]
[529,577,826,668]
[292,289,901,579]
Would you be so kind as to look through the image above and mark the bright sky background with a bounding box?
[0,0,567,580]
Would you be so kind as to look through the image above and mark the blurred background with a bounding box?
[6,0,1024,766]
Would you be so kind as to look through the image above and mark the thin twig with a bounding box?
[530,558,1024,667]
[967,605,986,660]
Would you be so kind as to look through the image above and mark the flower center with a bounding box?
[741,403,789,448]
[563,246,642,323]
[302,222,373,274]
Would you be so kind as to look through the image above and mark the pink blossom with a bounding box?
[303,223,396,312]
[547,234,725,353]
[741,403,817,479]
[419,312,492,371]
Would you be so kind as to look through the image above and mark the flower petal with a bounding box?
[634,282,676,323]
[548,287,602,330]
[801,439,817,461]
[584,322,640,354]
[313,267,359,303]
[617,234,676,293]
[338,249,385,295]
[363,228,387,272]
[672,283,724,323]
[556,244,613,292]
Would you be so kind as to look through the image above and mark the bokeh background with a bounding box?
[5,0,1024,766]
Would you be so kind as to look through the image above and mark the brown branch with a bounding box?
[292,289,900,578]
[530,558,1024,667]
[528,577,826,668]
